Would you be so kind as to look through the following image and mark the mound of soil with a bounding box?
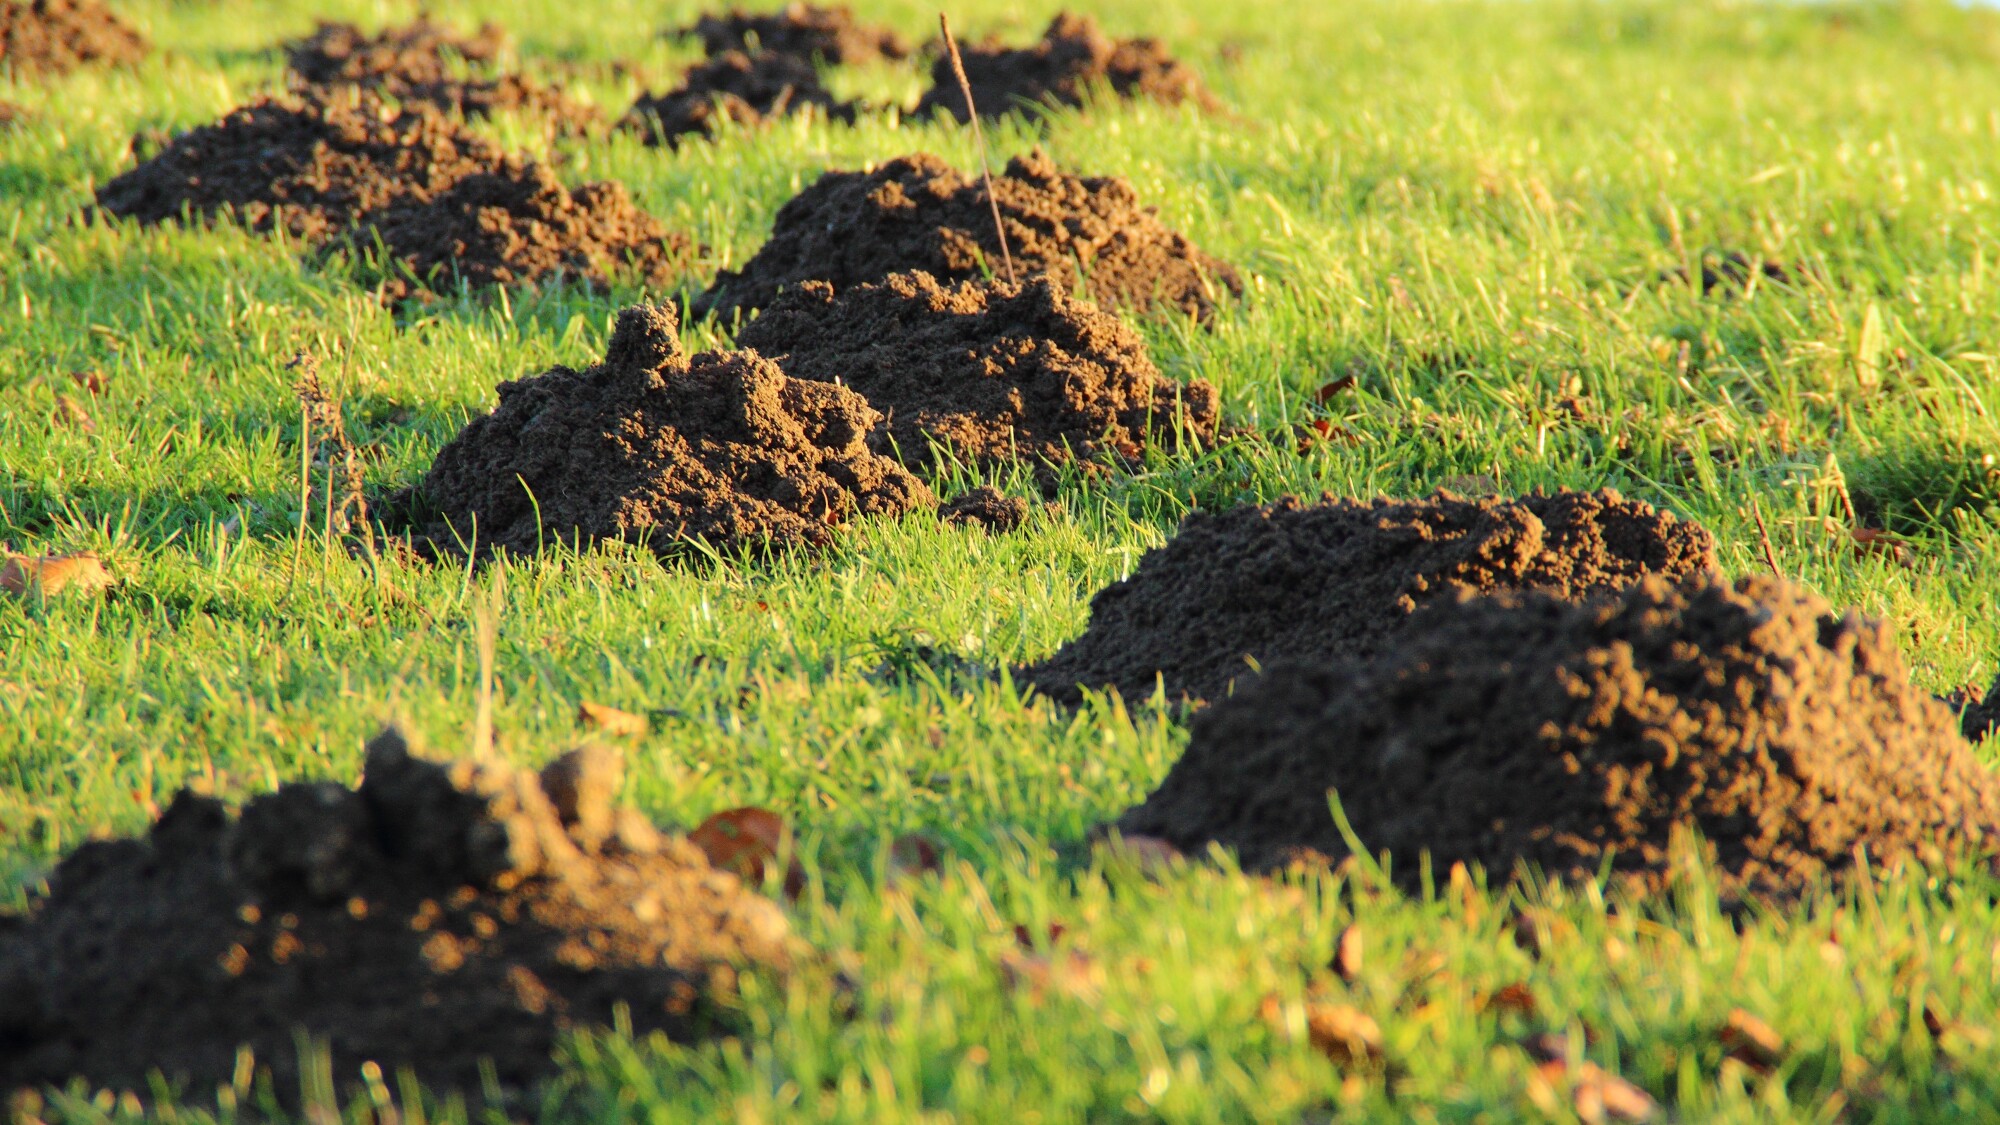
[674,3,909,64]
[736,270,1218,474]
[0,729,797,1099]
[407,302,933,558]
[93,91,506,243]
[913,12,1212,122]
[623,50,857,147]
[286,19,597,134]
[1022,489,1718,706]
[694,150,1239,324]
[0,0,147,77]
[331,159,698,301]
[1116,574,2000,901]
[940,486,1029,532]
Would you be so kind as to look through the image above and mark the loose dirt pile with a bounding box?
[331,160,698,301]
[736,271,1218,474]
[940,486,1030,532]
[913,12,1212,122]
[405,303,933,558]
[94,91,507,242]
[1115,574,2000,901]
[674,3,908,64]
[694,150,1239,323]
[623,50,857,147]
[0,729,797,1099]
[0,0,147,77]
[286,18,596,134]
[1022,489,1718,706]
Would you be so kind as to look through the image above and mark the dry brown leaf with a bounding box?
[1332,924,1364,982]
[887,832,942,884]
[1524,1036,1655,1124]
[1720,1008,1784,1073]
[52,394,94,433]
[69,369,108,395]
[689,807,804,899]
[576,700,647,737]
[1482,981,1538,1018]
[1,553,113,598]
[1304,1003,1384,1067]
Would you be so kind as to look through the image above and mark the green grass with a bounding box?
[8,0,2000,1119]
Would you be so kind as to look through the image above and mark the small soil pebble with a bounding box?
[1021,489,1718,706]
[736,270,1218,474]
[328,159,698,301]
[674,3,909,64]
[1114,574,2000,901]
[694,149,1239,323]
[0,0,147,77]
[914,12,1212,122]
[404,302,933,558]
[93,91,507,243]
[940,486,1029,532]
[622,49,857,147]
[286,18,597,133]
[0,728,797,1099]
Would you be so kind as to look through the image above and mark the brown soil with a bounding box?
[405,302,933,558]
[286,19,598,135]
[940,486,1029,532]
[913,12,1213,122]
[694,150,1240,324]
[93,91,507,243]
[0,0,147,78]
[622,50,858,147]
[735,270,1218,475]
[329,159,698,301]
[1115,574,2000,902]
[674,3,909,64]
[1022,489,1719,706]
[1961,674,2000,741]
[0,729,797,1100]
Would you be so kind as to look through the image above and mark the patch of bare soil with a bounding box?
[622,49,858,147]
[1021,489,1718,706]
[286,18,598,135]
[693,150,1239,324]
[329,159,698,301]
[736,270,1218,475]
[940,486,1029,532]
[403,303,933,558]
[1115,574,2000,902]
[93,90,507,243]
[0,0,146,77]
[0,730,797,1101]
[674,3,908,64]
[913,12,1212,122]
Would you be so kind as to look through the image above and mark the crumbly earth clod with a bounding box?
[673,3,908,64]
[0,0,147,77]
[913,12,1212,122]
[622,50,857,147]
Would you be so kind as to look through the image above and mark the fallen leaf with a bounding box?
[887,832,942,883]
[576,700,647,737]
[1524,1036,1655,1124]
[1013,921,1068,949]
[1720,1008,1784,1073]
[1305,1003,1385,1067]
[1,553,113,598]
[1482,981,1538,1018]
[52,394,94,433]
[999,949,1101,1001]
[1332,924,1364,981]
[1850,527,1911,565]
[689,807,804,898]
[69,369,108,395]
[1315,375,1357,403]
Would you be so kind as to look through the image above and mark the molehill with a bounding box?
[403,303,933,558]
[623,50,858,147]
[0,729,797,1099]
[735,270,1219,474]
[1022,489,1718,706]
[673,3,909,64]
[0,0,147,77]
[285,17,595,132]
[693,149,1239,323]
[913,12,1212,122]
[1115,574,2000,902]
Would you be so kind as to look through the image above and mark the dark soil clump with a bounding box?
[622,50,857,147]
[1022,489,1718,706]
[1960,674,2000,742]
[913,12,1212,122]
[940,486,1029,532]
[736,270,1218,474]
[0,729,797,1100]
[330,160,698,301]
[93,91,507,243]
[406,302,933,558]
[0,0,147,77]
[674,3,909,64]
[1116,574,2000,902]
[694,150,1239,323]
[286,19,597,134]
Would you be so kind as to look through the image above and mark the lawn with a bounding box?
[7,0,2000,1119]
